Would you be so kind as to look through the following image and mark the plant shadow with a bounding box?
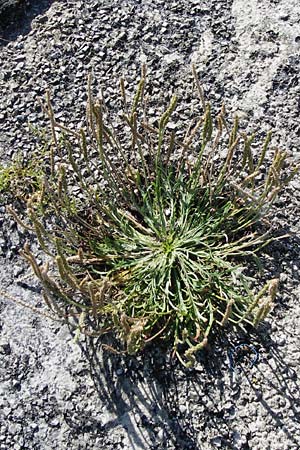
[245,328,300,447]
[77,319,300,450]
[78,334,208,450]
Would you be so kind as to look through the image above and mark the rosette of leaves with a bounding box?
[11,66,299,367]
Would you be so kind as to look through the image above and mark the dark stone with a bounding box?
[0,343,11,355]
[0,0,53,43]
[0,0,26,23]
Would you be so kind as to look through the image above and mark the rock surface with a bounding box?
[0,1,300,449]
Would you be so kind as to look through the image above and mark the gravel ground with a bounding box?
[0,1,300,449]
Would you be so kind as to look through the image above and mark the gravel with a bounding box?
[0,0,300,449]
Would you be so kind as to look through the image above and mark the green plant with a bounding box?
[9,67,299,366]
[0,127,49,203]
[0,158,39,201]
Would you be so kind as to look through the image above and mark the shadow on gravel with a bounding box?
[246,326,300,448]
[77,322,300,449]
[79,335,204,450]
[78,329,261,450]
[0,0,54,45]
